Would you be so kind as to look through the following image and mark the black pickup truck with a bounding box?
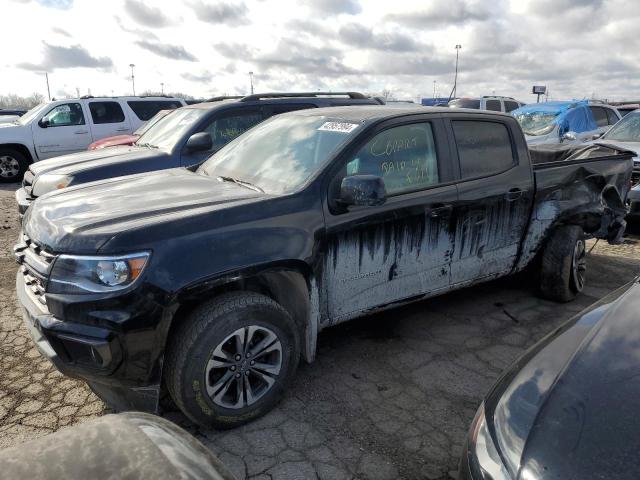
[15,107,633,429]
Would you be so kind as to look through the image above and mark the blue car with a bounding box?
[512,100,621,145]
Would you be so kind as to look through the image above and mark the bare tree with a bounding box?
[0,93,45,109]
[140,90,195,100]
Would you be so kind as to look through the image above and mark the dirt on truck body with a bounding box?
[15,106,633,429]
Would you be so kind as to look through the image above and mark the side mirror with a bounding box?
[339,175,386,207]
[592,132,604,140]
[38,119,50,128]
[561,131,577,142]
[185,132,212,152]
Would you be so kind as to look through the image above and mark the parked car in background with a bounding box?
[448,96,525,113]
[16,92,384,216]
[613,103,639,117]
[590,108,640,183]
[512,100,621,145]
[15,106,632,429]
[0,108,27,116]
[459,276,640,480]
[0,96,185,182]
[0,412,236,479]
[88,109,174,150]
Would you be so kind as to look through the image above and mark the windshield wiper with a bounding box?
[217,175,264,193]
[136,142,159,149]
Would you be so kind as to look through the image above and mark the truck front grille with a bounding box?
[14,233,56,307]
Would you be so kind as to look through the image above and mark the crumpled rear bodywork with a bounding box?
[516,152,633,271]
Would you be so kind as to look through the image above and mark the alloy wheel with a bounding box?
[205,325,283,409]
[572,238,587,292]
[0,155,19,179]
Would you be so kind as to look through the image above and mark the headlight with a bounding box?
[467,403,513,480]
[32,174,73,196]
[48,252,150,294]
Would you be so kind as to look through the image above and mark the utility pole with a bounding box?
[75,87,80,98]
[160,82,164,94]
[249,71,254,95]
[129,63,136,96]
[44,72,51,101]
[433,80,436,99]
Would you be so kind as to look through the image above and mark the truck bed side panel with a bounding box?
[515,156,633,271]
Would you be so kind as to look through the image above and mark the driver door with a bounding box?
[322,118,457,322]
[32,102,92,159]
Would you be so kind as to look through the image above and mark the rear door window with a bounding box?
[88,101,125,124]
[504,101,519,113]
[605,108,620,125]
[452,120,515,179]
[485,100,502,112]
[344,122,439,195]
[127,100,183,121]
[589,107,609,127]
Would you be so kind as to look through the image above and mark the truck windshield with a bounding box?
[17,103,48,125]
[135,107,207,149]
[602,111,640,142]
[514,111,558,136]
[198,114,360,194]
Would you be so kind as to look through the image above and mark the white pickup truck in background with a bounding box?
[0,96,185,182]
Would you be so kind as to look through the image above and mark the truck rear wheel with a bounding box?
[165,292,300,429]
[539,225,586,302]
[0,148,29,183]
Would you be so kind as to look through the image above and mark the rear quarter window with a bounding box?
[452,120,515,179]
[127,100,183,121]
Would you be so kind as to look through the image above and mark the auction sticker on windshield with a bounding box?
[318,122,360,133]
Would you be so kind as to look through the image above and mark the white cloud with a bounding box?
[1,0,639,102]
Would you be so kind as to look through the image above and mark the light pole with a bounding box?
[249,71,254,95]
[433,80,436,99]
[160,82,164,94]
[129,63,136,96]
[452,44,462,99]
[43,72,51,101]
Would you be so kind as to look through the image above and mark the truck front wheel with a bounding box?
[0,148,29,183]
[539,225,587,302]
[165,291,300,429]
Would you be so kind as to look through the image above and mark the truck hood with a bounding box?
[23,168,265,253]
[29,145,164,176]
[488,280,640,479]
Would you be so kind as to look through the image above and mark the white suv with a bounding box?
[448,96,525,113]
[0,96,185,182]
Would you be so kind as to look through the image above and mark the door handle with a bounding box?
[115,128,129,132]
[426,204,453,218]
[506,188,523,202]
[74,130,89,134]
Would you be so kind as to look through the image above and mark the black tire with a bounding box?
[165,291,300,429]
[0,148,29,183]
[539,225,587,302]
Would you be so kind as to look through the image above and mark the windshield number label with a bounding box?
[318,122,359,133]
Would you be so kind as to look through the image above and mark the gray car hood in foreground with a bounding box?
[487,280,640,479]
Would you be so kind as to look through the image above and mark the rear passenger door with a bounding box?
[86,101,132,141]
[447,117,533,285]
[323,117,457,321]
[180,107,264,168]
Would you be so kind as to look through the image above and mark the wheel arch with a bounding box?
[0,143,35,164]
[169,261,320,364]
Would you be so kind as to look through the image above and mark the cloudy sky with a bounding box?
[2,0,639,102]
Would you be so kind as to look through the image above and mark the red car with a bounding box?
[88,109,173,150]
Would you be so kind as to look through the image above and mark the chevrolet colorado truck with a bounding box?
[15,106,633,429]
